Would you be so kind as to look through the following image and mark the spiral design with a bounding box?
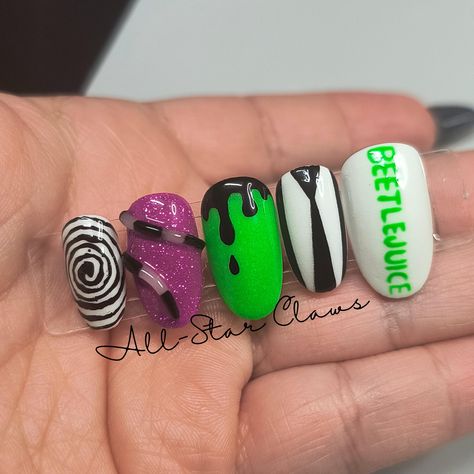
[62,215,126,329]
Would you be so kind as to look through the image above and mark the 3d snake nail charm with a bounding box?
[276,165,347,292]
[121,193,204,327]
[201,177,283,319]
[340,143,433,298]
[62,215,126,330]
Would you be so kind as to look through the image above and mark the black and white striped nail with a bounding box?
[62,215,126,330]
[276,165,347,292]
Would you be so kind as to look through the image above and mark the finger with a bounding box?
[106,315,253,472]
[252,150,474,376]
[238,335,474,473]
[0,95,75,352]
[0,330,114,472]
[152,92,436,182]
[10,92,435,225]
[427,149,474,236]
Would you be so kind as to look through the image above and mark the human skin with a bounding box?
[0,91,473,473]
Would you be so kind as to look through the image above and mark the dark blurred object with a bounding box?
[0,0,132,94]
[430,105,474,147]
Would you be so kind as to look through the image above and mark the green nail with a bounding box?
[201,177,283,319]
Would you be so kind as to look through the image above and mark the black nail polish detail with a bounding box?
[292,166,336,291]
[229,254,239,275]
[201,176,271,245]
[275,181,305,287]
[276,165,347,293]
[123,252,180,320]
[120,211,205,250]
[62,215,126,330]
[184,234,206,250]
[134,220,163,238]
[122,251,143,274]
[161,291,179,320]
[430,105,474,146]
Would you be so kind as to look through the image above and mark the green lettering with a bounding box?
[386,263,407,271]
[384,249,407,266]
[386,272,409,284]
[389,283,412,295]
[367,145,396,164]
[378,190,401,206]
[371,162,397,178]
[384,235,406,248]
[375,176,399,192]
[368,145,412,294]
[381,207,401,223]
[383,222,406,235]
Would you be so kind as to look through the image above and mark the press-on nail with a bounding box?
[122,252,179,320]
[276,165,347,292]
[340,143,433,298]
[201,177,283,319]
[62,215,126,330]
[430,105,474,146]
[122,193,203,328]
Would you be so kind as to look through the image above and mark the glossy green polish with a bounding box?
[201,177,283,319]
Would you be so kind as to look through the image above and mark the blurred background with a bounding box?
[1,1,473,472]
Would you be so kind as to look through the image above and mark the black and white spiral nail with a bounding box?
[276,165,347,292]
[62,215,126,330]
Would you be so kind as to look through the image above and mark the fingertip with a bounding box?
[330,92,437,152]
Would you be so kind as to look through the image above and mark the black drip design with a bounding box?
[290,166,337,292]
[229,255,240,275]
[201,176,271,246]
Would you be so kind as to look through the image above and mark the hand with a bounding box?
[0,91,473,473]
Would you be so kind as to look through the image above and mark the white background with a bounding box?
[87,1,474,472]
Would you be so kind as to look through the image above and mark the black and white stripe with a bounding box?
[119,211,205,250]
[276,165,347,292]
[122,252,179,320]
[62,215,126,330]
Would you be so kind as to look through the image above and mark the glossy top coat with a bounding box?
[276,165,347,292]
[341,143,433,298]
[62,215,126,330]
[125,193,203,327]
[201,177,283,319]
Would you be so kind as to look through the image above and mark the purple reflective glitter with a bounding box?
[126,193,203,328]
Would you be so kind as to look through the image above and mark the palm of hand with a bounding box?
[1,92,473,473]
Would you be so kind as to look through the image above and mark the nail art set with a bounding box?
[59,143,438,330]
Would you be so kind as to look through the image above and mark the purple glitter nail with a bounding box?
[125,193,203,328]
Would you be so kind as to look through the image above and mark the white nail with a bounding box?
[340,143,433,298]
[276,165,347,292]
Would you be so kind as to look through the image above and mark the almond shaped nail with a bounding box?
[276,165,347,292]
[340,143,433,298]
[201,177,283,319]
[62,215,126,330]
[123,193,203,328]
